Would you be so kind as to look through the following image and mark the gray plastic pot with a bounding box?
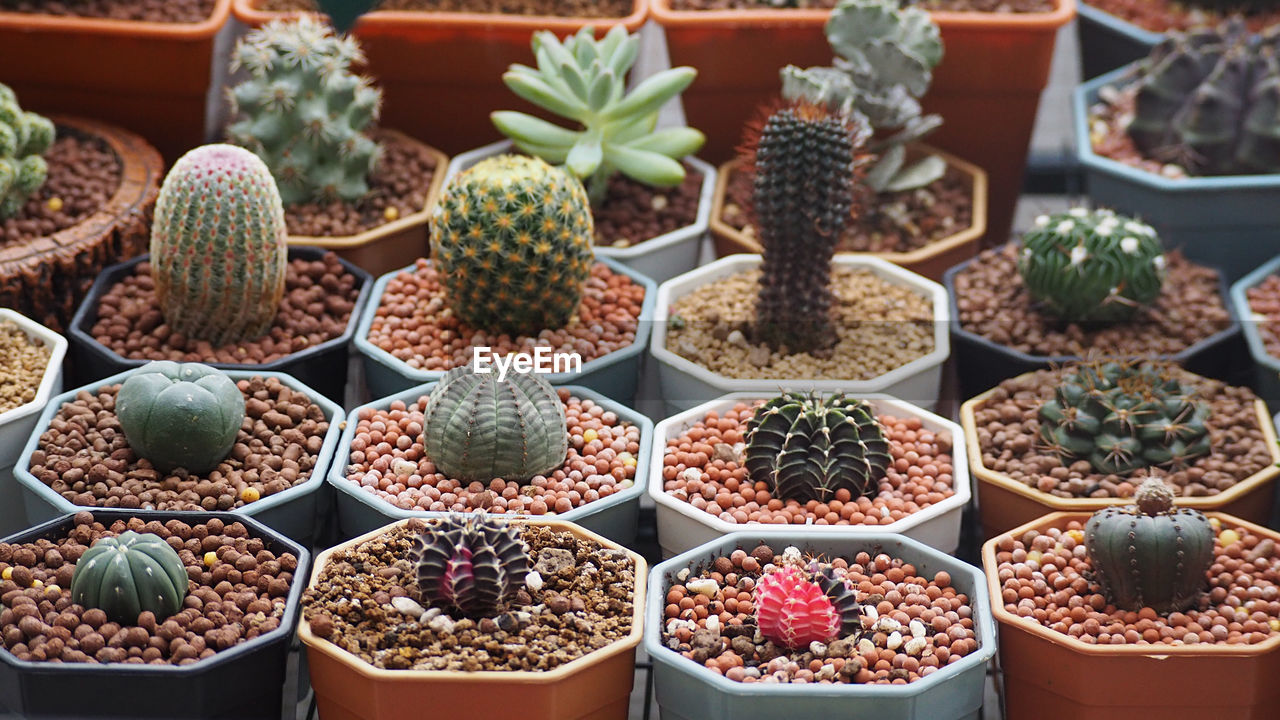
[1075,3,1161,80]
[1231,254,1280,411]
[0,508,309,720]
[11,366,344,548]
[645,530,996,720]
[327,382,652,546]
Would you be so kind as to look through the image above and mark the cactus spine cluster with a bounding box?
[70,531,190,625]
[1017,208,1166,323]
[409,515,532,619]
[1084,478,1215,613]
[744,392,891,504]
[754,563,863,649]
[227,15,382,204]
[115,361,246,475]
[423,365,568,483]
[151,144,288,346]
[0,83,55,220]
[429,154,595,336]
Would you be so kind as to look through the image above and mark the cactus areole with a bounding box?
[70,531,190,626]
[115,361,247,475]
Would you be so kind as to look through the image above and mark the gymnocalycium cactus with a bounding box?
[429,154,594,336]
[423,365,568,483]
[744,392,891,504]
[492,25,705,203]
[1038,360,1212,476]
[0,83,55,220]
[754,562,863,649]
[1084,478,1215,613]
[409,515,532,619]
[1017,208,1166,323]
[70,531,190,625]
[115,361,246,475]
[227,15,382,204]
[151,144,288,346]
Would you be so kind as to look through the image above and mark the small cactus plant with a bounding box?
[150,143,288,346]
[0,83,55,220]
[744,391,891,504]
[226,15,382,204]
[409,515,532,619]
[70,531,190,625]
[1017,208,1166,323]
[115,361,246,475]
[754,563,863,649]
[429,154,595,336]
[423,365,568,483]
[1084,478,1215,613]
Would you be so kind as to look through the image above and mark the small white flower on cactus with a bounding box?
[1154,255,1167,270]
[1034,214,1050,227]
[1120,236,1140,254]
[1056,220,1076,234]
[1069,244,1088,267]
[1068,207,1089,218]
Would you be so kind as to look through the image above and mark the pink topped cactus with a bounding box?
[753,564,863,649]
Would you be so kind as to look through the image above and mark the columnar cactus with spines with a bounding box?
[423,365,568,483]
[744,391,891,504]
[0,83,55,219]
[409,515,532,619]
[429,154,594,336]
[70,531,190,625]
[1084,478,1215,613]
[151,144,288,346]
[1017,208,1166,323]
[226,15,382,204]
[754,563,863,649]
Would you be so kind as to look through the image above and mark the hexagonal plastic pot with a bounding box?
[12,366,345,547]
[1075,3,1160,80]
[1231,254,1280,411]
[648,392,972,558]
[299,516,647,720]
[650,255,950,416]
[645,529,996,720]
[0,508,309,720]
[327,382,652,546]
[984,511,1280,719]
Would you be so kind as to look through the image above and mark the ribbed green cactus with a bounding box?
[744,391,891,504]
[430,154,594,336]
[1017,208,1166,323]
[70,531,190,625]
[1039,361,1212,476]
[151,144,288,346]
[226,15,382,205]
[423,365,568,483]
[0,83,55,220]
[409,515,532,619]
[1084,478,1215,613]
[115,361,246,475]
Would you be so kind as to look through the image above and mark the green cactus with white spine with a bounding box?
[70,531,189,625]
[151,144,288,346]
[0,83,55,220]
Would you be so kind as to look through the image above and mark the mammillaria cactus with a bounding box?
[150,143,288,346]
[1017,208,1166,323]
[409,515,532,619]
[0,83,55,219]
[754,563,863,649]
[423,365,568,483]
[744,391,891,504]
[115,361,246,475]
[1084,478,1215,613]
[492,24,705,203]
[226,15,382,204]
[1038,360,1212,476]
[70,531,190,625]
[429,154,594,336]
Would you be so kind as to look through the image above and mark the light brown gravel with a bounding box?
[0,320,52,414]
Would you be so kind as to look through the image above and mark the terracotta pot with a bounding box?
[983,511,1280,720]
[0,116,163,332]
[232,0,649,156]
[0,1,233,161]
[709,143,987,282]
[299,517,647,720]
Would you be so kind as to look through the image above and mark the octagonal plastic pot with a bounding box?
[648,392,972,558]
[0,507,309,720]
[1231,254,1280,411]
[645,529,996,720]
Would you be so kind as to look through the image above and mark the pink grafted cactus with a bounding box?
[753,565,858,649]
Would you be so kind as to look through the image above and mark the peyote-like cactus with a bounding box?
[754,563,863,649]
[409,515,532,619]
[429,154,594,336]
[423,365,568,483]
[0,83,55,220]
[151,143,288,346]
[1039,360,1212,476]
[226,15,382,205]
[70,531,190,625]
[1125,19,1280,176]
[744,391,891,504]
[1084,478,1215,613]
[115,361,246,475]
[1017,207,1166,323]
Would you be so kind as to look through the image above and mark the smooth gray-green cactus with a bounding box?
[0,83,55,219]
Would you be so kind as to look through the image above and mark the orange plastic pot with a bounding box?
[233,0,649,156]
[299,517,647,720]
[983,511,1280,719]
[0,1,232,162]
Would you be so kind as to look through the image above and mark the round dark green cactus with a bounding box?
[115,361,246,475]
[744,391,891,504]
[409,515,531,618]
[423,365,568,483]
[70,531,190,625]
[1084,478,1215,613]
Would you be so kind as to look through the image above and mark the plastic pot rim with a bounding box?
[233,0,648,32]
[0,0,230,38]
[650,0,1075,27]
[0,309,68,430]
[1076,3,1163,44]
[1230,254,1280,377]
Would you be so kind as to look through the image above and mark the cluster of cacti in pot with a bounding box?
[69,531,190,625]
[408,514,532,619]
[0,82,55,219]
